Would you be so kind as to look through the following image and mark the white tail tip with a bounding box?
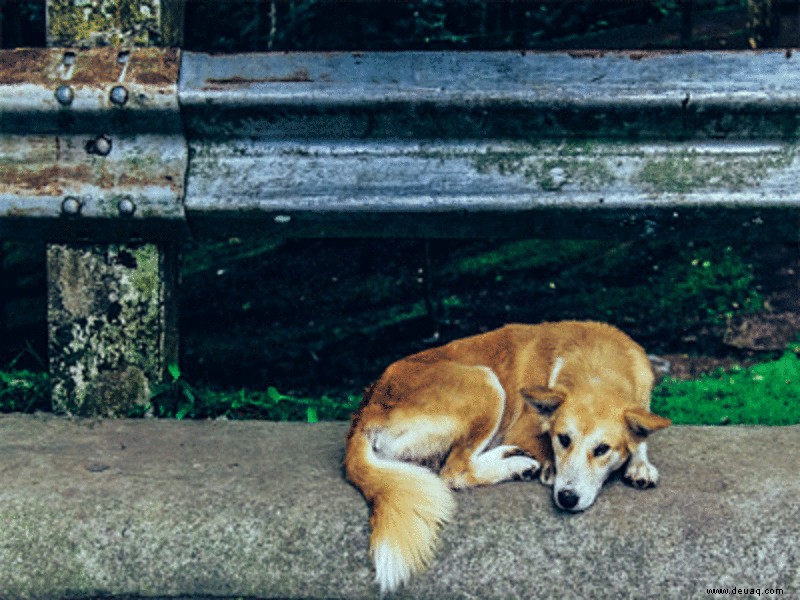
[373,540,412,595]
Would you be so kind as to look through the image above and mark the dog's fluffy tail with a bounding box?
[345,430,456,595]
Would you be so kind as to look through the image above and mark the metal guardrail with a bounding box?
[2,49,799,241]
[0,48,186,241]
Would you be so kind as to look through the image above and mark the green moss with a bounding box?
[129,245,160,298]
[653,346,800,425]
[471,146,615,190]
[540,241,763,342]
[636,148,794,193]
[48,0,161,47]
[447,240,609,277]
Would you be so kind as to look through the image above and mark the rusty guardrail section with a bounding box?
[2,49,800,240]
[0,47,186,241]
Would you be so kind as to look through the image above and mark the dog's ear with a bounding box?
[520,386,566,431]
[625,407,671,439]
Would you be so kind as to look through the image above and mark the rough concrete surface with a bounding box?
[0,415,797,599]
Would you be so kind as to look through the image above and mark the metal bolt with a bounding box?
[62,196,82,216]
[110,85,128,106]
[87,134,112,156]
[547,167,567,189]
[118,197,136,217]
[55,85,74,106]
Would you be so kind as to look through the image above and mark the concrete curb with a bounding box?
[0,415,797,599]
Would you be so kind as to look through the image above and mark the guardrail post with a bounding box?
[747,0,776,48]
[45,0,183,415]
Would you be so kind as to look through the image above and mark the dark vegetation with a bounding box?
[1,0,798,422]
[3,237,798,424]
[178,237,764,396]
[181,0,800,51]
[4,0,800,51]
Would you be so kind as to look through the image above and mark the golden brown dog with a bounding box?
[345,321,671,594]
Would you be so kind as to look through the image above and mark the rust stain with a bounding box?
[5,206,49,217]
[567,49,693,60]
[568,50,608,59]
[128,48,180,86]
[0,47,178,88]
[0,48,62,85]
[118,168,183,193]
[204,69,313,89]
[68,49,124,85]
[0,164,93,196]
[1,161,184,196]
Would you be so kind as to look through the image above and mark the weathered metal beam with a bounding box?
[178,50,800,240]
[3,49,800,241]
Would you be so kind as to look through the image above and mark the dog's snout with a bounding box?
[557,489,580,510]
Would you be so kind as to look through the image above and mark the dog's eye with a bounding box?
[557,433,571,448]
[593,443,610,457]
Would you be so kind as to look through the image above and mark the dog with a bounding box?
[344,321,671,594]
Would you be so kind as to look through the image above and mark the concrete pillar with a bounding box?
[47,244,179,415]
[45,0,183,416]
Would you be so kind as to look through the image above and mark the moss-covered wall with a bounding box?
[47,0,160,47]
[47,244,166,415]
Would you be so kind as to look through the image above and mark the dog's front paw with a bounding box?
[538,461,555,486]
[624,460,659,489]
[501,447,541,481]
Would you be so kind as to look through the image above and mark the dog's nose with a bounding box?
[557,489,580,510]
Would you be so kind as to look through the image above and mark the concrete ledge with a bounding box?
[1,415,797,599]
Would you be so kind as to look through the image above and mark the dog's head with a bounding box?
[522,384,671,512]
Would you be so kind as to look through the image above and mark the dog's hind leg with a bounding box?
[439,365,540,489]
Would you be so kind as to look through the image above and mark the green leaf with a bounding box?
[306,406,319,423]
[181,383,196,404]
[267,386,283,401]
[168,363,181,382]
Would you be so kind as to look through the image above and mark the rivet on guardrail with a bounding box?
[547,167,567,190]
[86,134,112,157]
[62,197,82,216]
[118,197,136,217]
[55,85,74,106]
[110,85,129,106]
